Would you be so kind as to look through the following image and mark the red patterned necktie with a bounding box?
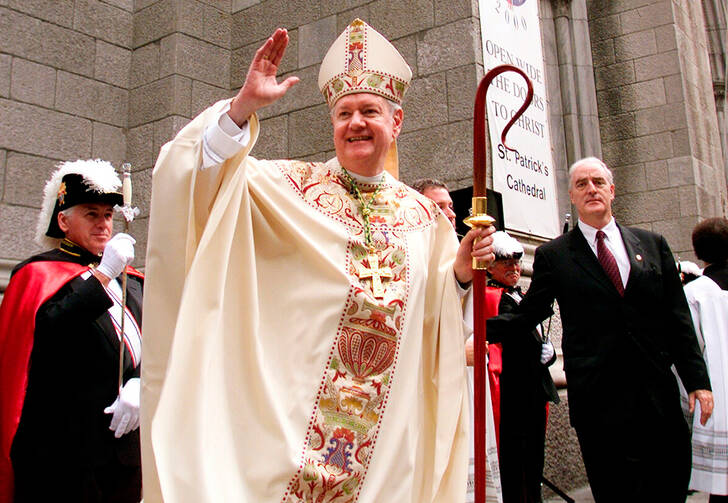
[596,230,624,296]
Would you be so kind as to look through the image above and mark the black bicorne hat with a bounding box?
[36,160,122,247]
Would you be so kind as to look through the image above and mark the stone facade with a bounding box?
[0,0,726,498]
[588,0,727,257]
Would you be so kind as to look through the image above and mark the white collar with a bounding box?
[327,157,387,185]
[348,170,386,185]
[578,217,619,244]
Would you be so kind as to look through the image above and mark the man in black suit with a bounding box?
[0,160,142,502]
[488,157,713,501]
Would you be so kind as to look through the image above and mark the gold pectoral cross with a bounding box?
[357,252,392,299]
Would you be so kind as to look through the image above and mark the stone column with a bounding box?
[129,0,233,257]
[588,0,727,257]
[701,0,727,180]
[542,0,602,227]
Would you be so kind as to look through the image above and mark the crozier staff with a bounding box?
[142,20,494,503]
[414,178,504,503]
[0,160,143,502]
[472,231,559,503]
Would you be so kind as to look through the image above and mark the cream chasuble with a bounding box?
[141,100,469,503]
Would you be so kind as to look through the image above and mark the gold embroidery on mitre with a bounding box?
[319,19,412,107]
[347,19,365,76]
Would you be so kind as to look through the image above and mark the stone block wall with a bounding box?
[0,1,133,264]
[588,0,727,258]
[701,0,726,168]
[128,0,234,259]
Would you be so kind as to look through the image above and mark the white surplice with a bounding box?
[141,100,470,503]
[681,275,728,495]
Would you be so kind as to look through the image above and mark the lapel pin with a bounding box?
[635,254,643,262]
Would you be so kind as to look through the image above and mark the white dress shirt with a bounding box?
[578,217,631,288]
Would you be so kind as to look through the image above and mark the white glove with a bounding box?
[96,233,136,279]
[104,377,140,438]
[540,340,555,365]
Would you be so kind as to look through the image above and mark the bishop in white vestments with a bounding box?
[141,20,495,503]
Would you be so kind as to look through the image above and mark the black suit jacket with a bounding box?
[10,247,143,476]
[488,223,710,430]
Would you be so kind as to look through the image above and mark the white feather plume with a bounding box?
[492,231,524,259]
[678,260,702,277]
[35,159,121,249]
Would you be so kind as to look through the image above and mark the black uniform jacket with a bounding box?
[10,244,143,472]
[487,281,559,429]
[487,224,710,430]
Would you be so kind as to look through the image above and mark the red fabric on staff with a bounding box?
[472,63,533,503]
[473,269,488,503]
[474,271,504,503]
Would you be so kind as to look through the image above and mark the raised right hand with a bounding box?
[228,28,300,126]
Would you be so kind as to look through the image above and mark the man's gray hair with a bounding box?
[568,157,614,186]
[59,206,76,218]
[384,98,402,117]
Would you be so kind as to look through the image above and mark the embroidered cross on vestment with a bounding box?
[357,252,392,299]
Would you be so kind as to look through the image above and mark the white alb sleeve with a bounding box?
[201,102,251,170]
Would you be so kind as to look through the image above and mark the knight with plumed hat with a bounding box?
[0,159,143,501]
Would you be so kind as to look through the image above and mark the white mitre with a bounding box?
[318,18,413,108]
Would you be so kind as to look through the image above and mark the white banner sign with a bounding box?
[479,0,559,238]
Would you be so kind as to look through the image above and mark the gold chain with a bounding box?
[340,167,385,250]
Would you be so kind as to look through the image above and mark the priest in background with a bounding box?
[142,20,494,503]
[681,217,728,501]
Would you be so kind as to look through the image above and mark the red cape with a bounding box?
[0,261,142,501]
[485,286,503,450]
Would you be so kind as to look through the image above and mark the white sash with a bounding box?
[104,277,142,367]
